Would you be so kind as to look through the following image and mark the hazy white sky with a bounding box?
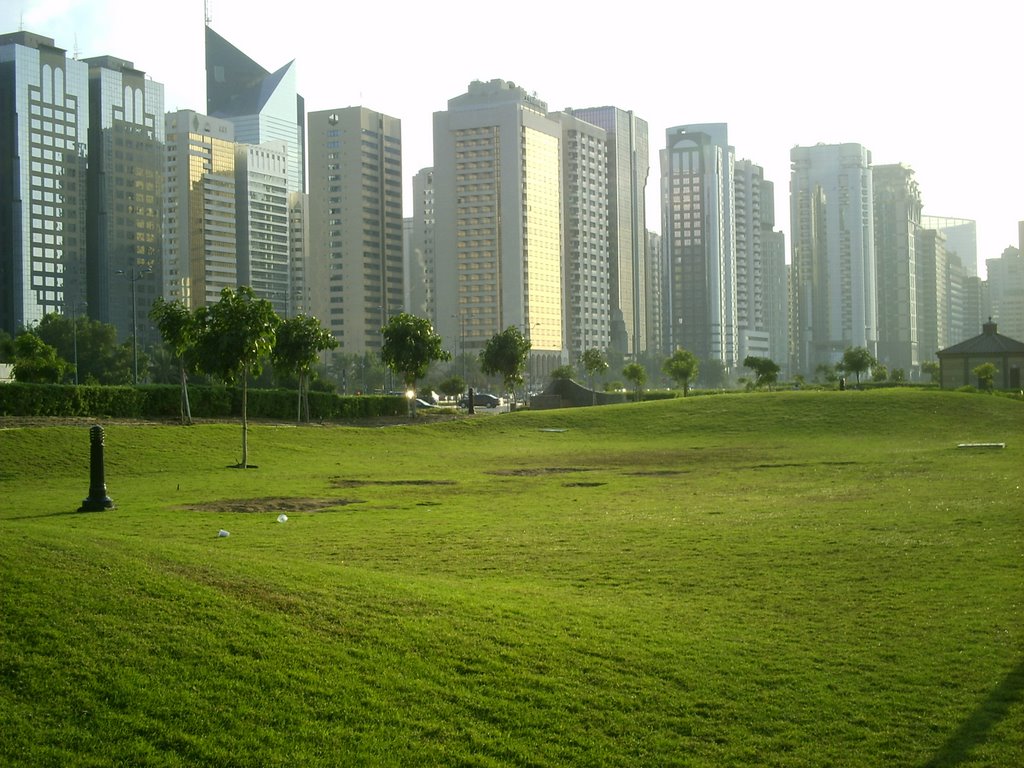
[5,0,1021,276]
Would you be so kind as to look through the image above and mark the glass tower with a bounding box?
[0,32,89,335]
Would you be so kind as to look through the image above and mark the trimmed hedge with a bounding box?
[0,382,406,421]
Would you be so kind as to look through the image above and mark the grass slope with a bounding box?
[0,390,1021,767]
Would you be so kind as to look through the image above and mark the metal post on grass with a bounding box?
[80,425,115,511]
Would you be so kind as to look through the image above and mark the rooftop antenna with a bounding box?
[73,33,80,60]
[205,0,212,26]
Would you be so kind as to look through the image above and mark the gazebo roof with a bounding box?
[938,320,1024,356]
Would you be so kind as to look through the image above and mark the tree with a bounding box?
[663,347,699,396]
[973,362,997,392]
[194,286,281,468]
[150,297,198,424]
[622,362,647,401]
[742,355,781,391]
[35,312,135,384]
[381,312,450,395]
[840,346,875,387]
[871,363,888,383]
[272,314,338,423]
[889,368,906,384]
[550,364,575,381]
[438,374,466,399]
[580,348,609,405]
[815,362,839,384]
[11,332,68,383]
[0,329,14,362]
[479,326,531,407]
[921,361,940,383]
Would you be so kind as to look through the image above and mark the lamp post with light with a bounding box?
[116,266,152,385]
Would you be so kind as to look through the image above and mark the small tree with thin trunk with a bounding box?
[381,313,450,409]
[194,286,280,468]
[272,314,338,423]
[622,362,647,402]
[580,348,609,405]
[479,326,531,408]
[743,355,780,391]
[663,347,699,397]
[840,346,875,387]
[150,297,197,424]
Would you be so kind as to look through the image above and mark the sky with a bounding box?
[4,0,1022,278]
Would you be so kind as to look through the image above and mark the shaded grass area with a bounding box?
[1,390,1022,766]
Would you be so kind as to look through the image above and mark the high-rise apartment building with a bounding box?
[408,167,436,324]
[288,192,309,315]
[985,247,1024,341]
[0,32,89,336]
[83,54,164,346]
[552,111,610,361]
[307,107,404,354]
[163,110,237,309]
[789,143,877,375]
[915,228,948,361]
[433,80,564,373]
[565,107,649,356]
[646,229,664,356]
[661,123,737,371]
[734,159,786,366]
[235,141,290,317]
[872,163,921,374]
[920,216,977,278]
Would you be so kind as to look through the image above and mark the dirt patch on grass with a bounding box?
[488,467,590,476]
[563,481,607,487]
[331,478,456,488]
[186,497,362,514]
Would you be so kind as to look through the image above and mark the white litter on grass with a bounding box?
[539,428,568,433]
[956,442,1006,449]
[217,529,230,538]
[277,514,288,523]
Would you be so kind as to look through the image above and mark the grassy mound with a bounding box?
[1,390,1021,766]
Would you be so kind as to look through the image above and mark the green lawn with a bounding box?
[1,389,1021,766]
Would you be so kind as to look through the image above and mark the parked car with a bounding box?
[458,392,503,409]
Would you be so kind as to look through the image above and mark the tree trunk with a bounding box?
[296,372,303,424]
[179,362,192,425]
[241,364,249,468]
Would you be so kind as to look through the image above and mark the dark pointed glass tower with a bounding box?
[205,26,305,193]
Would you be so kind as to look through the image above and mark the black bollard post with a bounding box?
[80,425,115,511]
[467,386,475,415]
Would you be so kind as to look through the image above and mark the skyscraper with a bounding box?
[83,54,164,345]
[551,111,610,361]
[433,80,564,374]
[872,163,920,374]
[408,167,436,324]
[565,106,649,356]
[661,123,737,372]
[307,107,404,354]
[205,26,304,194]
[789,143,876,375]
[0,32,89,335]
[235,141,290,317]
[163,110,237,309]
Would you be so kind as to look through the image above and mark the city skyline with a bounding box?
[3,0,1021,280]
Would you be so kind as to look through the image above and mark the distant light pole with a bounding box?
[67,299,87,385]
[117,266,152,385]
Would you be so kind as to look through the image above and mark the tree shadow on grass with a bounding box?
[922,657,1024,767]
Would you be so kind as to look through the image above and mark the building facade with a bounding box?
[163,110,237,309]
[432,80,564,374]
[565,106,649,356]
[0,32,89,335]
[408,167,436,324]
[661,123,737,371]
[235,141,290,316]
[552,111,610,361]
[83,55,164,346]
[872,163,920,374]
[789,143,877,375]
[307,107,404,355]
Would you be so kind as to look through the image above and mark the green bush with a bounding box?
[0,382,407,421]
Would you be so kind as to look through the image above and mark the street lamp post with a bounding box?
[117,266,152,385]
[67,299,87,385]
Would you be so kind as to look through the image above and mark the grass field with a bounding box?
[0,389,1021,767]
